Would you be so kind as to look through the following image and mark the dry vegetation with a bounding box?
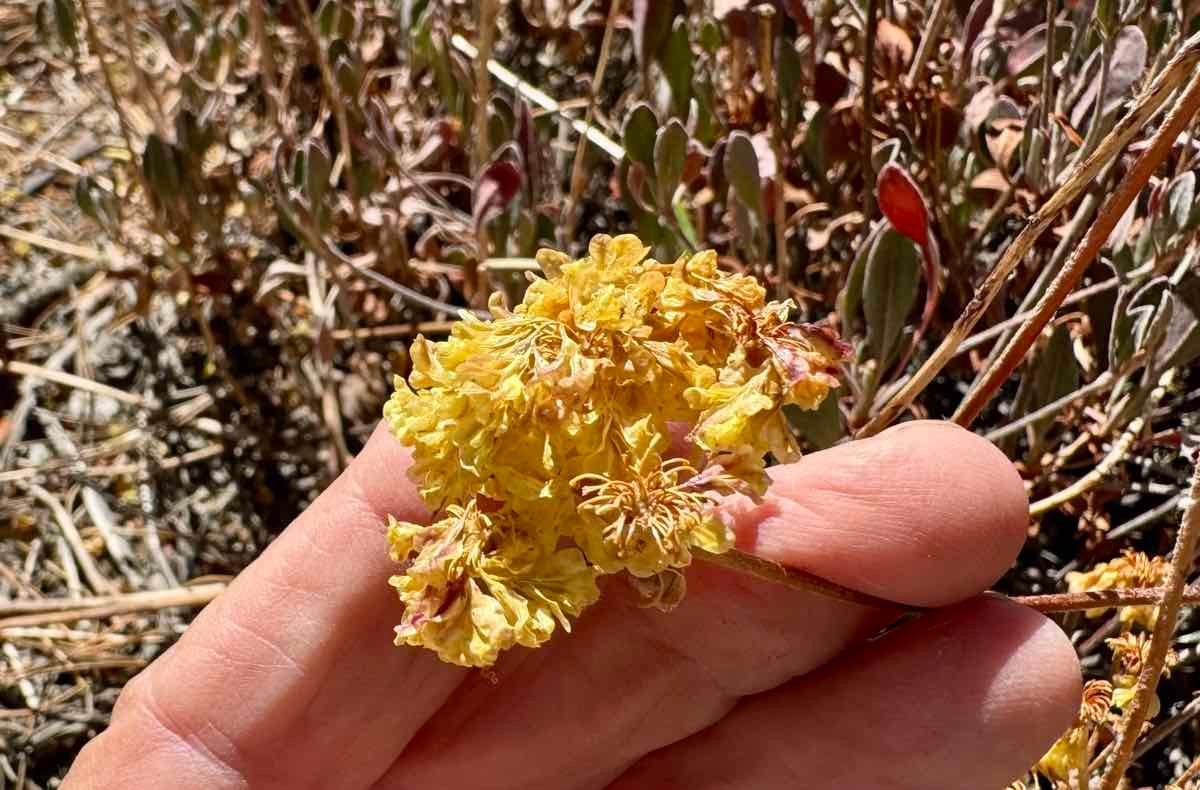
[2,0,1200,786]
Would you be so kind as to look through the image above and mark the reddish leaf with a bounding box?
[473,159,523,234]
[875,162,929,246]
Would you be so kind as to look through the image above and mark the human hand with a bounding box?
[63,421,1080,789]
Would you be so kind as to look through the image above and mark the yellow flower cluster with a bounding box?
[383,234,846,666]
[1035,551,1176,787]
[1066,549,1168,628]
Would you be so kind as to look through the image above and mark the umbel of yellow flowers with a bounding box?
[383,234,847,667]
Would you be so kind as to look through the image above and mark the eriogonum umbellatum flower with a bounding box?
[383,234,847,666]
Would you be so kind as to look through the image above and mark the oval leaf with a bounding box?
[622,103,659,175]
[862,228,921,365]
[723,130,763,217]
[654,119,688,209]
[633,0,674,72]
[876,162,929,246]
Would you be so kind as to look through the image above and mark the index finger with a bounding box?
[64,424,467,789]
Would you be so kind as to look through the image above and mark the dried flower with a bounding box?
[1066,549,1169,628]
[1037,680,1114,783]
[1107,631,1177,688]
[382,234,847,666]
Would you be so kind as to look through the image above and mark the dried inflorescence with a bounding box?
[382,234,847,666]
[1066,549,1169,628]
[1035,551,1177,787]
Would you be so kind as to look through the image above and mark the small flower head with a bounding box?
[573,457,735,577]
[382,234,846,666]
[1066,549,1169,628]
[1106,631,1177,689]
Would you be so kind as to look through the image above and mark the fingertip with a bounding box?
[734,419,1031,607]
[879,421,1030,580]
[971,596,1082,753]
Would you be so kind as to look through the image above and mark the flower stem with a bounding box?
[699,548,1200,616]
[694,548,911,610]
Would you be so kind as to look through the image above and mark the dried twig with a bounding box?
[0,224,102,262]
[27,485,116,596]
[2,359,150,408]
[699,549,1200,616]
[449,35,626,161]
[1029,413,1144,517]
[860,0,878,219]
[0,582,228,629]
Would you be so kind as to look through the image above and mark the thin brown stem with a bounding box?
[250,0,286,136]
[1028,368,1173,516]
[856,32,1200,438]
[1098,459,1200,790]
[1041,0,1057,137]
[697,548,1200,616]
[759,9,789,298]
[694,548,910,610]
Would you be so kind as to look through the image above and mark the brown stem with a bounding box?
[759,8,789,299]
[953,67,1200,427]
[472,0,501,175]
[1099,459,1200,790]
[698,548,1200,616]
[694,548,911,610]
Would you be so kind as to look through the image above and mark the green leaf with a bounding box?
[142,134,181,203]
[660,19,694,117]
[653,119,687,209]
[632,0,675,72]
[862,228,921,366]
[801,107,829,183]
[1157,264,1200,369]
[1027,324,1079,436]
[776,38,802,131]
[1154,171,1197,249]
[698,18,722,52]
[302,139,332,210]
[785,395,844,451]
[622,103,659,175]
[672,198,700,249]
[837,222,883,332]
[52,0,77,52]
[723,130,763,217]
[1110,277,1165,368]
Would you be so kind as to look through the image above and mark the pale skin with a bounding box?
[63,420,1081,789]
